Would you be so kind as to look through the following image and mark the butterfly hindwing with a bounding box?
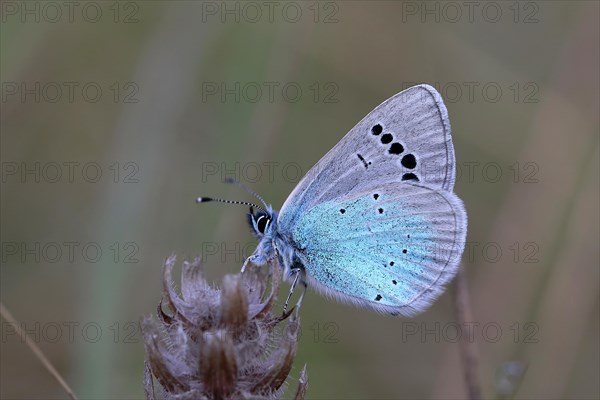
[279,84,455,228]
[288,182,467,316]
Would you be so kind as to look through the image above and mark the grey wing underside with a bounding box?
[279,84,456,228]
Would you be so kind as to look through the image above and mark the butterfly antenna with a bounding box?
[196,196,264,212]
[224,178,268,209]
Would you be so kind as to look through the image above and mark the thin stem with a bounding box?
[455,264,482,400]
[0,302,78,400]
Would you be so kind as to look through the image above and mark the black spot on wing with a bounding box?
[381,133,393,144]
[375,294,382,301]
[389,142,404,155]
[402,173,419,181]
[401,154,417,169]
[371,124,383,135]
[357,153,369,169]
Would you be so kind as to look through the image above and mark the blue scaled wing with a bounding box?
[289,182,467,315]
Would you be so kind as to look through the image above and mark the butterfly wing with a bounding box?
[279,84,456,228]
[289,181,467,316]
[275,84,466,315]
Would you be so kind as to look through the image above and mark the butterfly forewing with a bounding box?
[279,84,456,228]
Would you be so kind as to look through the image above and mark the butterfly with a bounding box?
[199,84,467,316]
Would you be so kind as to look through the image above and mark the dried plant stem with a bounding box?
[0,302,78,400]
[454,265,482,400]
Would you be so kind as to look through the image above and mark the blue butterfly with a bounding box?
[199,84,467,316]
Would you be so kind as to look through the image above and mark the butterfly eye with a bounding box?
[256,215,270,234]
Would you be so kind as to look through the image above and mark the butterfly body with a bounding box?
[244,84,467,316]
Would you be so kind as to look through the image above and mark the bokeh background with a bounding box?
[1,1,598,399]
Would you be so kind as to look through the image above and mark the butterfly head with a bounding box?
[247,206,277,239]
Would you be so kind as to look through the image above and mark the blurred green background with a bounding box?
[1,1,598,399]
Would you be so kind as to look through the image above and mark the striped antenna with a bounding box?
[224,178,268,209]
[196,196,264,212]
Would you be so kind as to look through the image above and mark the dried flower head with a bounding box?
[142,255,308,400]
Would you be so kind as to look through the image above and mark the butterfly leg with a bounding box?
[241,254,258,273]
[283,269,301,315]
[294,280,308,317]
[283,268,308,315]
